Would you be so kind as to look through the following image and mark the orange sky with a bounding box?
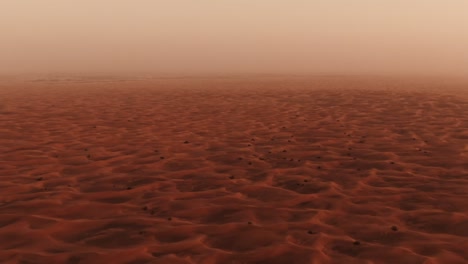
[1,1,467,76]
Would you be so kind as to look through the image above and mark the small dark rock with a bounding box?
[68,256,82,264]
[391,226,398,231]
[353,241,361,246]
[36,177,43,181]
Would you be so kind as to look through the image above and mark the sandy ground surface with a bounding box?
[0,76,467,264]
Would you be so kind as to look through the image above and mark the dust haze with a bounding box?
[1,0,467,77]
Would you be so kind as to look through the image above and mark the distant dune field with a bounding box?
[0,76,467,264]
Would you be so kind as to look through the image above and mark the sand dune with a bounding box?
[0,76,467,264]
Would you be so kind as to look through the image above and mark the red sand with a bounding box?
[0,76,467,264]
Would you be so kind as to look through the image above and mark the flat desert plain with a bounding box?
[0,76,467,264]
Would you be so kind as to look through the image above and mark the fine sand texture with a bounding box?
[0,76,467,264]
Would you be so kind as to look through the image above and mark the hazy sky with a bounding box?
[1,1,467,76]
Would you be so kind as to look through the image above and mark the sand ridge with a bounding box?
[0,77,467,264]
